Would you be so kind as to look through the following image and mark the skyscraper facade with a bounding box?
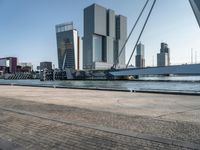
[157,43,170,67]
[135,43,145,68]
[83,4,127,70]
[189,0,200,28]
[56,22,82,70]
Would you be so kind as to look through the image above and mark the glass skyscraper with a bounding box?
[56,22,82,70]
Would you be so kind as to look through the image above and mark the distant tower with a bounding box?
[157,42,170,67]
[191,48,194,64]
[135,43,145,68]
[56,22,82,70]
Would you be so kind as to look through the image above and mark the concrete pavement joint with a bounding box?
[0,106,199,149]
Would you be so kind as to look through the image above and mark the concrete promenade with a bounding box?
[0,85,200,149]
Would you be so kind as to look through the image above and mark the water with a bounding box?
[140,76,200,81]
[0,76,200,93]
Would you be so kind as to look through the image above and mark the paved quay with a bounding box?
[0,85,200,149]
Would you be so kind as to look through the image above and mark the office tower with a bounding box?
[135,43,145,68]
[83,4,127,70]
[56,22,82,70]
[189,0,200,28]
[0,57,17,73]
[40,62,52,71]
[157,42,170,67]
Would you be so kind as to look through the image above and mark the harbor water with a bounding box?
[0,76,200,94]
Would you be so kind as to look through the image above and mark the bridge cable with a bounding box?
[113,0,149,68]
[126,0,157,68]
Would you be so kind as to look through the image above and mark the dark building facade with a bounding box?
[189,0,200,28]
[56,22,81,70]
[83,4,127,70]
[135,43,145,68]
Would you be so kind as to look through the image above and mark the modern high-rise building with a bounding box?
[157,43,170,67]
[83,4,127,70]
[189,0,200,28]
[56,22,82,70]
[135,43,145,68]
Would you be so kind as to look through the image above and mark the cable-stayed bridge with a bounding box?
[110,0,200,77]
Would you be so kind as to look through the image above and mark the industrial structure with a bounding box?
[56,22,82,70]
[83,4,127,70]
[135,43,145,68]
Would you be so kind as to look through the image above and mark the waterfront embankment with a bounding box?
[0,78,200,95]
[0,85,200,149]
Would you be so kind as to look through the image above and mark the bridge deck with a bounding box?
[110,64,200,76]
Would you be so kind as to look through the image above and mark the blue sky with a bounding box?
[0,0,200,68]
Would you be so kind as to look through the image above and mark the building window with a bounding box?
[93,35,102,62]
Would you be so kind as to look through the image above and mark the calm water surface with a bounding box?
[0,76,200,93]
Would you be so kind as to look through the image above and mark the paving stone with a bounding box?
[0,94,200,149]
[0,110,191,150]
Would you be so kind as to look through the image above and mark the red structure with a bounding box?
[0,57,17,74]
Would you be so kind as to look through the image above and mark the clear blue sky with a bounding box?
[0,0,200,69]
